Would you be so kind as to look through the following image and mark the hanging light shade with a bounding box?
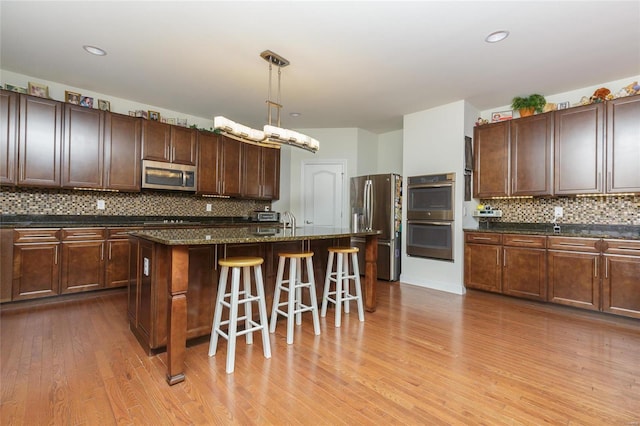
[213,50,319,153]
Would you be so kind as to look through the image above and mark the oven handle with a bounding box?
[407,220,453,226]
[407,182,454,189]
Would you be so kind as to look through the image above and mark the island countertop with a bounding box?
[130,225,380,245]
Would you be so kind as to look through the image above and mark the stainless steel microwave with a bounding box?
[141,160,197,191]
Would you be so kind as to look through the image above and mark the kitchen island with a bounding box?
[128,226,380,385]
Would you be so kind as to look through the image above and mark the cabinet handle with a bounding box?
[598,172,602,190]
[72,233,99,237]
[594,259,598,278]
[54,246,58,265]
[496,250,500,266]
[108,243,112,260]
[557,242,588,247]
[28,234,54,239]
[607,171,612,192]
[512,239,535,244]
[503,248,506,267]
[172,146,176,161]
[605,258,609,278]
[616,246,640,252]
[101,244,104,261]
[472,237,491,241]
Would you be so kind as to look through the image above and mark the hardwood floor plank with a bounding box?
[2,284,639,424]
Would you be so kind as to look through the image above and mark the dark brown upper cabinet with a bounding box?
[18,94,63,187]
[606,95,640,193]
[142,120,196,166]
[62,104,105,188]
[196,131,222,195]
[0,90,18,185]
[104,112,142,191]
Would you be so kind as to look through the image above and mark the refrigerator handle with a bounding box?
[365,179,373,231]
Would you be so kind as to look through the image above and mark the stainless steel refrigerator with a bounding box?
[350,173,402,281]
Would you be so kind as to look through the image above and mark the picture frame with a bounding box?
[80,96,94,108]
[28,81,49,98]
[148,110,160,121]
[128,111,136,117]
[557,101,570,110]
[135,110,147,119]
[491,110,513,122]
[177,118,187,127]
[97,99,110,111]
[5,84,27,94]
[166,118,176,125]
[65,91,81,105]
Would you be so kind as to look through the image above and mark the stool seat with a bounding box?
[278,251,314,259]
[321,246,364,327]
[218,257,264,268]
[270,251,321,344]
[328,247,359,254]
[209,256,271,374]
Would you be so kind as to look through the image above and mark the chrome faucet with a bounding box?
[282,211,296,229]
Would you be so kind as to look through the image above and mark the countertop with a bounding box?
[465,222,640,240]
[130,226,379,245]
[0,215,268,229]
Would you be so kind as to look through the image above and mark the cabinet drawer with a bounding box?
[14,228,60,243]
[107,227,141,239]
[547,236,599,253]
[465,232,502,245]
[503,234,546,248]
[602,239,640,256]
[61,227,106,241]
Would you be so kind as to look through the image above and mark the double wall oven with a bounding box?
[406,173,455,261]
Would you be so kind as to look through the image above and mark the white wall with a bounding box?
[0,69,213,129]
[377,129,403,174]
[356,128,378,176]
[401,100,469,295]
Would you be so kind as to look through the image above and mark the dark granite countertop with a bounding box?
[0,215,272,229]
[465,222,640,240]
[130,226,379,245]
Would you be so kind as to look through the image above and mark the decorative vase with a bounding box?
[518,107,535,117]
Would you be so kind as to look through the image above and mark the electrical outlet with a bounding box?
[206,203,212,212]
[554,206,563,218]
[97,199,105,210]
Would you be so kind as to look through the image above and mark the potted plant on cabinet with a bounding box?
[511,94,547,117]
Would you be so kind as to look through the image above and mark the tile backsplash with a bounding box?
[0,187,270,217]
[479,195,640,225]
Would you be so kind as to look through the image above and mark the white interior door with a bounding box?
[302,161,345,227]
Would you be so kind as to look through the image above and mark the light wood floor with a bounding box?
[1,282,639,425]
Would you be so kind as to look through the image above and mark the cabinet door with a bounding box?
[196,131,221,195]
[510,113,553,196]
[0,90,18,185]
[606,95,640,193]
[141,120,171,162]
[105,239,131,288]
[62,104,104,188]
[242,143,262,198]
[554,103,604,195]
[261,146,280,200]
[602,254,640,318]
[18,94,62,187]
[104,112,141,191]
[473,121,509,198]
[170,126,197,165]
[13,243,60,300]
[185,246,217,339]
[219,135,242,197]
[502,246,547,301]
[548,250,600,310]
[60,240,105,294]
[464,243,502,293]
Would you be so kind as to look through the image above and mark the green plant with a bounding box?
[511,94,547,113]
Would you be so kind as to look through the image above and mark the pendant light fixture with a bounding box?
[214,50,319,153]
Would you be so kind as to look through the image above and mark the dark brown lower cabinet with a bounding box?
[545,236,601,311]
[464,232,502,293]
[602,239,640,318]
[12,228,60,301]
[105,227,140,288]
[502,234,547,301]
[60,228,106,294]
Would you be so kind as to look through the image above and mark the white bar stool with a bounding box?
[321,246,365,327]
[208,256,271,374]
[270,251,321,344]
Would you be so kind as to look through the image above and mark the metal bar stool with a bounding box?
[208,256,271,374]
[270,251,321,344]
[321,246,365,327]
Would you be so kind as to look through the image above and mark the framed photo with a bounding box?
[80,96,94,108]
[28,82,49,98]
[557,101,570,110]
[166,118,176,125]
[177,118,187,127]
[491,110,513,122]
[5,84,27,94]
[128,111,136,117]
[135,110,147,119]
[65,91,81,105]
[148,110,160,121]
[97,99,110,111]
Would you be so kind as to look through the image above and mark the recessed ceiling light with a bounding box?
[83,45,107,56]
[289,112,302,118]
[485,30,510,43]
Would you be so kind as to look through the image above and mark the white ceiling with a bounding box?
[2,1,639,134]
